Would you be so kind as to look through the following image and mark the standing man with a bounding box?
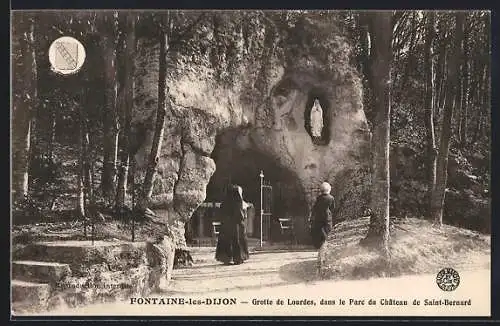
[310,182,335,249]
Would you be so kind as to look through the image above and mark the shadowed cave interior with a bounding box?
[186,129,310,244]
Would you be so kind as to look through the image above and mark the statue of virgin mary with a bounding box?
[310,99,324,140]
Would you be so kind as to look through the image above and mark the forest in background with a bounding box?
[11,10,491,250]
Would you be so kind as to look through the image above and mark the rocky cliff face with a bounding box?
[131,16,371,246]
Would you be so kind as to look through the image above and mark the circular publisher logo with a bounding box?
[436,268,460,291]
[48,36,86,75]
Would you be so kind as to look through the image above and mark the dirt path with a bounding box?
[169,250,320,294]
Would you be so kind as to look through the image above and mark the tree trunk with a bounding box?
[433,44,441,113]
[116,155,129,209]
[400,16,417,92]
[472,111,482,146]
[357,13,371,81]
[466,56,477,138]
[83,127,93,203]
[357,13,374,125]
[115,13,136,210]
[77,170,86,219]
[454,65,463,143]
[430,13,464,227]
[361,11,392,255]
[48,108,56,162]
[12,14,37,202]
[434,41,446,119]
[77,102,86,219]
[459,17,470,148]
[101,12,119,203]
[436,41,448,118]
[77,89,93,218]
[138,14,170,212]
[424,12,437,215]
[471,64,487,145]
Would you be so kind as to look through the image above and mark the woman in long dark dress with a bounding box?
[215,185,250,265]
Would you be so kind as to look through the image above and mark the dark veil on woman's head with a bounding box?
[224,184,244,208]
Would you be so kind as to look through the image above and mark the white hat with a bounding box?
[320,182,331,194]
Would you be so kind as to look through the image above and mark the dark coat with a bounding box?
[215,186,250,264]
[310,193,335,249]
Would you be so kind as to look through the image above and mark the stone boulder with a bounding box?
[12,239,174,314]
[130,15,371,245]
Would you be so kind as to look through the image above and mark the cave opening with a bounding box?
[304,89,331,145]
[186,129,309,245]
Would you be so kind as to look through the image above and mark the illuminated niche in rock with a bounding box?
[304,91,331,145]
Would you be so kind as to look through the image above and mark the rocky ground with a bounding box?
[319,216,491,280]
[12,218,170,255]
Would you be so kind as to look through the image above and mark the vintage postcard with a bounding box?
[10,9,491,317]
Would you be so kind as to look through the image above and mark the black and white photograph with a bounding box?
[10,9,491,317]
